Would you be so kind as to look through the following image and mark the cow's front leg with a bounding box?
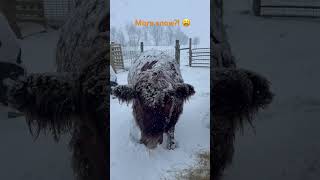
[166,127,176,150]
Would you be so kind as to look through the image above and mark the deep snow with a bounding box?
[110,51,210,179]
[223,0,320,180]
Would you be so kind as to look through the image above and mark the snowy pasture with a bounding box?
[110,50,210,180]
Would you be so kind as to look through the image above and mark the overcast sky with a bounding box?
[110,0,210,47]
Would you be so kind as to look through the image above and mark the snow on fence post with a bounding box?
[252,0,261,16]
[189,38,192,67]
[140,42,143,53]
[175,40,180,65]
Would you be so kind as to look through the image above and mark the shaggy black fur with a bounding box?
[213,68,273,126]
[174,83,195,100]
[6,72,77,140]
[111,85,137,103]
[5,49,108,180]
[211,1,274,178]
[212,67,273,179]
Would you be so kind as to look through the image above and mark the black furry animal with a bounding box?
[1,1,109,180]
[112,50,195,149]
[211,48,274,180]
[212,67,273,179]
[211,1,273,179]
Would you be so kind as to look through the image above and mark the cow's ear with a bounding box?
[173,83,195,100]
[243,69,274,109]
[111,85,137,102]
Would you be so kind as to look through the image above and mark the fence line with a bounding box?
[177,38,210,67]
[110,38,209,72]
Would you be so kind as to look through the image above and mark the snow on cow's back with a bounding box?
[128,50,183,86]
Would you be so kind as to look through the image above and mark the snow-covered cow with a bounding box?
[112,50,195,149]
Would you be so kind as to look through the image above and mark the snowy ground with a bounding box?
[0,25,72,179]
[223,1,320,180]
[110,52,210,179]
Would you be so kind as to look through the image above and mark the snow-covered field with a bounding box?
[110,51,210,179]
[0,25,72,180]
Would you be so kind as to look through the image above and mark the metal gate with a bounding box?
[110,42,124,72]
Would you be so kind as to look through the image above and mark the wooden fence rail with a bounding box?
[110,38,210,71]
[190,47,210,67]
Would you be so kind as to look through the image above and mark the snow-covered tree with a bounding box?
[193,36,200,46]
[117,28,126,46]
[165,26,175,45]
[110,26,126,46]
[125,23,142,46]
[149,25,164,46]
[175,27,188,45]
[141,27,149,44]
[110,26,118,42]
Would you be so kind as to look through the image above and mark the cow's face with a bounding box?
[134,92,174,149]
[112,82,195,149]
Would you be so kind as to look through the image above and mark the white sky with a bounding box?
[110,0,210,47]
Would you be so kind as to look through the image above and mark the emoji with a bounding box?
[182,18,190,27]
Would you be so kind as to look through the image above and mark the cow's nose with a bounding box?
[146,143,157,149]
[141,138,158,149]
[158,135,163,144]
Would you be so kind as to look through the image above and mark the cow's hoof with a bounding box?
[167,140,176,150]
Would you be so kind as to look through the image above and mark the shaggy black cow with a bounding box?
[211,5,274,178]
[112,50,195,149]
[212,67,273,179]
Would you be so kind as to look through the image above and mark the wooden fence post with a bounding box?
[189,38,192,67]
[140,42,144,53]
[175,40,180,64]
